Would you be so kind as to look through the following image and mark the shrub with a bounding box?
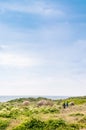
[46,119,66,129]
[0,119,9,130]
[13,118,80,130]
[37,100,47,106]
[69,123,79,130]
[78,116,86,124]
[41,107,59,114]
[70,113,84,117]
[8,107,22,118]
[22,101,30,106]
[37,100,53,107]
[0,109,11,118]
[13,118,45,130]
[25,118,45,129]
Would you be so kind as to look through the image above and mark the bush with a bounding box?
[22,101,30,106]
[0,109,11,118]
[13,118,45,130]
[78,116,86,124]
[13,118,66,130]
[45,119,66,129]
[9,107,21,118]
[70,113,84,117]
[13,118,81,130]
[0,119,9,130]
[41,107,59,114]
[69,123,79,130]
[37,100,53,107]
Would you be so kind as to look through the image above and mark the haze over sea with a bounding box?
[0,96,69,102]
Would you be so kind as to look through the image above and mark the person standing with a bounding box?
[66,101,68,108]
[63,102,66,109]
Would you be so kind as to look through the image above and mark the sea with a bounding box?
[0,96,69,102]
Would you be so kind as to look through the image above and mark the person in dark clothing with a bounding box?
[66,101,68,108]
[65,101,68,107]
[63,102,66,109]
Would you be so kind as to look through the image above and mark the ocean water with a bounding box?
[0,96,69,102]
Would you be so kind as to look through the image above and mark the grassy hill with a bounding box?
[0,96,86,130]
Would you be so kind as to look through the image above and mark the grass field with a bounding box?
[0,96,86,130]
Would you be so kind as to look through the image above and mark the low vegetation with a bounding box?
[0,96,85,130]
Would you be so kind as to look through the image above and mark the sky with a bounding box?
[0,0,86,96]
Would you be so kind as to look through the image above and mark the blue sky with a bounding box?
[0,0,86,96]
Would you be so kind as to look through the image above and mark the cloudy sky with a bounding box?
[0,0,86,96]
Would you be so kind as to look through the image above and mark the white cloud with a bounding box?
[0,1,64,17]
[0,52,42,67]
[0,45,8,49]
